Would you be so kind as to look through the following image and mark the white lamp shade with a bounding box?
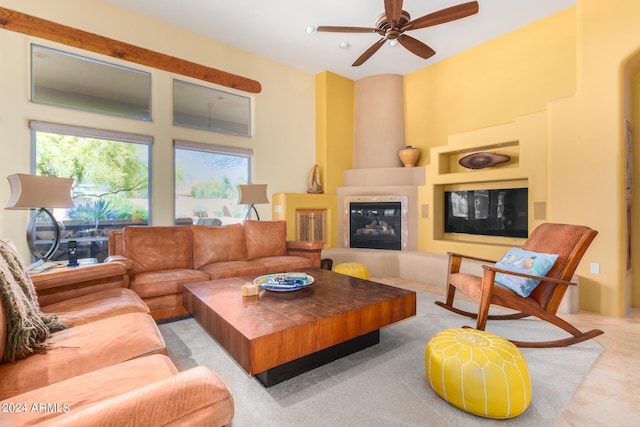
[238,184,269,205]
[5,174,75,209]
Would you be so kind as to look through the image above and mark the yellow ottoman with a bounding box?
[425,328,531,419]
[332,262,370,280]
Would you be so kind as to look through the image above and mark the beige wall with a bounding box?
[0,0,316,257]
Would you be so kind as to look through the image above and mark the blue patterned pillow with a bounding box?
[494,248,559,297]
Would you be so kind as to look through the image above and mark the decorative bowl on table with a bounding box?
[253,272,314,292]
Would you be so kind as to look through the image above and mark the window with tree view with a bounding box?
[174,141,251,226]
[32,122,151,262]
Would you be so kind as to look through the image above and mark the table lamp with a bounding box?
[5,174,75,268]
[238,184,269,220]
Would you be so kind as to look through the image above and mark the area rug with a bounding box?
[159,290,602,426]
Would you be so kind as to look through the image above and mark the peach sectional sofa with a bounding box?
[0,243,233,426]
[108,220,323,321]
[1,220,319,425]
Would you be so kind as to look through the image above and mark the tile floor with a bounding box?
[374,277,640,427]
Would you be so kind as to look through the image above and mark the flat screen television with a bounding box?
[444,188,528,238]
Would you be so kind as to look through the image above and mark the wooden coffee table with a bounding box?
[183,267,416,386]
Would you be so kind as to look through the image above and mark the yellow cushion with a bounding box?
[425,328,531,419]
[333,262,370,279]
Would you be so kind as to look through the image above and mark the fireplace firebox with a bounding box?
[350,202,401,250]
[346,196,408,250]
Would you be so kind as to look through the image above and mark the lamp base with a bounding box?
[26,208,62,263]
[245,204,261,220]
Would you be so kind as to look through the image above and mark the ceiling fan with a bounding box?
[316,0,479,66]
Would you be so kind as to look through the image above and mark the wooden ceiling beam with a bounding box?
[0,7,262,94]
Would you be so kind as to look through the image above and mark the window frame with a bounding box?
[173,140,253,225]
[173,79,252,137]
[30,121,153,261]
[30,44,152,121]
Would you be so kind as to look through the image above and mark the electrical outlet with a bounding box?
[590,263,600,275]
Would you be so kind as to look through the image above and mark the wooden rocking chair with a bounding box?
[435,223,604,348]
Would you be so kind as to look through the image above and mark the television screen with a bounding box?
[444,188,528,238]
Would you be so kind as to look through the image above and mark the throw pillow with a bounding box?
[494,248,558,297]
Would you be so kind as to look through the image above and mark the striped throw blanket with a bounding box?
[0,239,68,362]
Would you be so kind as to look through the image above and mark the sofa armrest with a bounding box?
[104,254,133,270]
[53,366,234,427]
[286,240,323,268]
[32,262,130,307]
[108,229,124,256]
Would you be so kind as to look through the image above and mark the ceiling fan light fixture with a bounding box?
[304,25,316,33]
[316,1,480,66]
[338,41,350,49]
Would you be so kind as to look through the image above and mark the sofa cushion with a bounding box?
[41,288,150,327]
[5,359,234,427]
[130,269,210,299]
[56,366,234,427]
[191,223,248,269]
[0,312,166,400]
[257,256,313,273]
[1,354,178,426]
[198,260,268,280]
[124,226,193,274]
[243,220,287,260]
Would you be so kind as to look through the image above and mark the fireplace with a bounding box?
[345,196,408,251]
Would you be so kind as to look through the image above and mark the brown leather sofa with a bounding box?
[108,220,323,321]
[0,249,234,426]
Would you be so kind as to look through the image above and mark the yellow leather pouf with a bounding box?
[425,328,531,419]
[332,262,370,280]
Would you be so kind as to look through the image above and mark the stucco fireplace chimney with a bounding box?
[337,74,424,251]
[353,74,406,169]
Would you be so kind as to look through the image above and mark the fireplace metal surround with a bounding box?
[344,195,408,251]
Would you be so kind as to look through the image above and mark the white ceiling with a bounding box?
[105,0,575,81]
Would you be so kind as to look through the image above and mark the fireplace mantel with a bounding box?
[344,166,425,187]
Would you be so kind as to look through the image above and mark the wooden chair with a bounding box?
[434,223,604,348]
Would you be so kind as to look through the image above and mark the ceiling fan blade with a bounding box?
[397,34,436,60]
[384,0,404,28]
[316,25,384,35]
[352,38,386,66]
[402,1,479,31]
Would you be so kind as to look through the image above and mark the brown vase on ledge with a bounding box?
[399,146,420,167]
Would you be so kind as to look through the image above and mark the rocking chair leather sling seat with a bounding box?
[435,223,604,348]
